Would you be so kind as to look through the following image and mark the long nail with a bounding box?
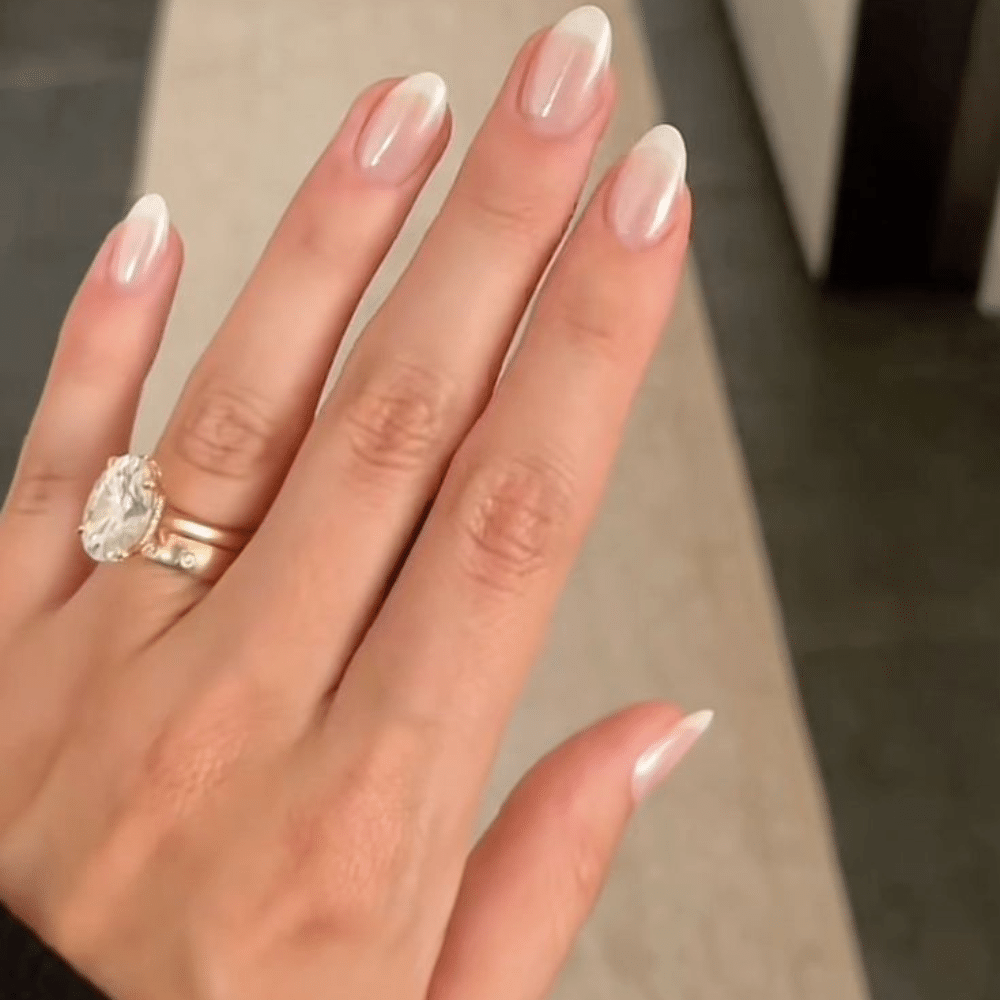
[521,5,612,137]
[608,124,687,250]
[113,193,170,286]
[357,72,449,185]
[632,709,713,803]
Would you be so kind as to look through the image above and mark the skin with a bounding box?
[0,25,693,1000]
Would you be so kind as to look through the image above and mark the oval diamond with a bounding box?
[80,455,159,562]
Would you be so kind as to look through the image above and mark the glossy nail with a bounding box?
[608,124,687,250]
[357,72,448,185]
[113,193,170,286]
[632,709,713,803]
[521,5,612,137]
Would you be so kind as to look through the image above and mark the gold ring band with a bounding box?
[156,510,249,552]
[140,506,252,583]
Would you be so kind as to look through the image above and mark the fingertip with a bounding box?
[505,701,689,812]
[82,200,183,303]
[631,706,714,805]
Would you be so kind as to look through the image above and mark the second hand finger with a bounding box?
[234,7,616,706]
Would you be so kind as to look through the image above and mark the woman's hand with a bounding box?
[0,7,708,999]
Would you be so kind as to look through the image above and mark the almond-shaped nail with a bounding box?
[608,124,687,250]
[632,709,713,803]
[357,71,448,185]
[113,193,170,286]
[521,5,612,137]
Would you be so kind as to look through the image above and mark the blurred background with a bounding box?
[2,0,999,998]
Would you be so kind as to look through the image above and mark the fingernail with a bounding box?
[608,124,687,250]
[521,5,612,137]
[357,72,448,185]
[112,193,170,286]
[632,709,713,803]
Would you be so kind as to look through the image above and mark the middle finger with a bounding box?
[229,6,616,704]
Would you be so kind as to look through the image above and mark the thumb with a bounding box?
[429,702,713,1000]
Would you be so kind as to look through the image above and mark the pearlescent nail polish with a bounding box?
[632,709,713,803]
[608,124,687,250]
[357,72,448,185]
[521,5,612,137]
[113,193,170,286]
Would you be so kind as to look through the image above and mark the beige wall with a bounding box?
[721,0,860,276]
[977,185,1000,314]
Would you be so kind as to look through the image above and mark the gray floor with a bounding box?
[636,0,1000,997]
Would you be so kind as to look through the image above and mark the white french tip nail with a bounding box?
[635,123,688,180]
[631,709,713,803]
[685,708,715,736]
[609,123,688,249]
[404,71,448,114]
[357,71,449,184]
[522,5,613,135]
[554,5,613,67]
[114,193,170,286]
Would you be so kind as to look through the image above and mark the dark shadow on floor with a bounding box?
[634,1,1000,998]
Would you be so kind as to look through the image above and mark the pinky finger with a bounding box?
[0,194,182,614]
[429,703,713,1000]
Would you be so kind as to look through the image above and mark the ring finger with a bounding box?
[150,72,452,539]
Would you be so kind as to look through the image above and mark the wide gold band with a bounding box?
[140,506,252,583]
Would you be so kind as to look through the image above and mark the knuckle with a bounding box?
[562,815,611,911]
[133,675,265,828]
[286,191,355,264]
[340,362,453,479]
[276,727,430,938]
[533,813,609,948]
[190,764,422,1000]
[457,173,554,243]
[6,462,79,518]
[38,680,274,982]
[532,787,615,944]
[548,289,627,363]
[455,455,576,592]
[174,382,280,480]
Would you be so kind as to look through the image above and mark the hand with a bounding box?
[0,7,707,999]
